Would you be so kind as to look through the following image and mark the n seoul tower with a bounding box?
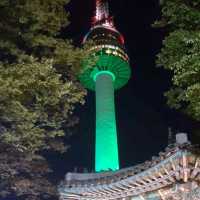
[79,0,131,172]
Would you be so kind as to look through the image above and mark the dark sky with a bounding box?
[49,0,196,180]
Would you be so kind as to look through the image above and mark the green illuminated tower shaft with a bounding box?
[95,72,119,171]
[79,0,131,172]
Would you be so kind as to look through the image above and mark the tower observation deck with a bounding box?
[79,0,131,172]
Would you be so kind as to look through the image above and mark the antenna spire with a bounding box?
[96,0,109,21]
[93,0,114,27]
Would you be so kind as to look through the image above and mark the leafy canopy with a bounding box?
[0,0,88,199]
[0,0,88,153]
[154,0,200,121]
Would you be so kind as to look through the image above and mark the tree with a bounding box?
[0,0,87,199]
[0,142,58,200]
[154,0,200,121]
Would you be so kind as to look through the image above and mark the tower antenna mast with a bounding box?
[93,0,114,27]
[95,0,109,21]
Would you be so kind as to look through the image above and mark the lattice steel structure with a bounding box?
[79,0,131,172]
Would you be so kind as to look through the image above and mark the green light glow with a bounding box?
[95,72,119,172]
[79,53,131,91]
[79,50,131,172]
[93,70,116,82]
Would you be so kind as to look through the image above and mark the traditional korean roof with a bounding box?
[59,140,200,200]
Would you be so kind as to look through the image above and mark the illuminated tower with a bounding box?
[79,0,131,172]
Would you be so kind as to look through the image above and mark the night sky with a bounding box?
[49,0,196,181]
